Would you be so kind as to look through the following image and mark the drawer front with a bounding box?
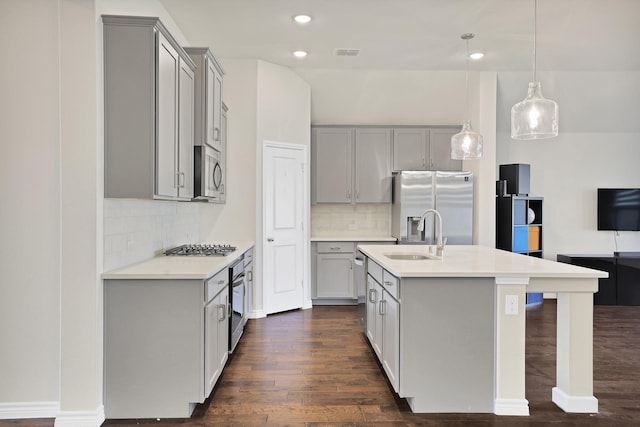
[317,242,355,253]
[382,270,399,300]
[206,269,228,302]
[368,259,383,285]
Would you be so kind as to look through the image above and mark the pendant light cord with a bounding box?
[533,0,537,82]
[465,38,469,119]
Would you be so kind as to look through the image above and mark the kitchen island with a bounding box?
[357,244,607,416]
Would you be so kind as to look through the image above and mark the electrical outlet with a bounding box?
[505,295,519,315]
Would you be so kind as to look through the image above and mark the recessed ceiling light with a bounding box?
[293,50,308,58]
[293,14,312,24]
[469,52,485,60]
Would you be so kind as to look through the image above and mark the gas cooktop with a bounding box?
[164,244,237,257]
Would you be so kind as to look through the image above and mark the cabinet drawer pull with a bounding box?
[384,280,393,286]
[330,246,341,250]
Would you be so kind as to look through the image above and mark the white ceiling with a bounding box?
[159,0,640,72]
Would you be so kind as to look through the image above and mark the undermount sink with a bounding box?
[384,253,438,261]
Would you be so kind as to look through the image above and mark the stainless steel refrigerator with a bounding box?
[391,171,473,244]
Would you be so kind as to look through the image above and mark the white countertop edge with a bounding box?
[311,236,397,242]
[358,244,608,280]
[102,241,255,280]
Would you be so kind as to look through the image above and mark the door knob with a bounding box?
[267,238,275,242]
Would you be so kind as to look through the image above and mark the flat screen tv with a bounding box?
[597,188,640,231]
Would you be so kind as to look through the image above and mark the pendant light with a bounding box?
[511,0,558,140]
[451,33,483,160]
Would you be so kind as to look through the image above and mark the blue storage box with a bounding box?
[513,226,529,252]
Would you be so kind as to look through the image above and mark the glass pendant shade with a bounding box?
[451,120,483,159]
[511,81,558,139]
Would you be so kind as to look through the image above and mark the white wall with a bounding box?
[497,71,640,259]
[201,59,311,315]
[0,0,61,410]
[294,68,497,246]
[200,59,258,243]
[256,61,312,314]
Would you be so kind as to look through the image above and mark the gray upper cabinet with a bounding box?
[311,127,391,204]
[312,127,353,203]
[393,128,429,171]
[355,128,392,203]
[429,128,461,171]
[392,127,461,172]
[103,15,195,200]
[184,48,224,151]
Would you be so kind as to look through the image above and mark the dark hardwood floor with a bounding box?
[3,301,640,426]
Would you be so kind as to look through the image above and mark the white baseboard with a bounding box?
[494,398,530,416]
[552,387,598,413]
[54,405,105,427]
[248,309,266,319]
[302,299,313,309]
[0,401,59,419]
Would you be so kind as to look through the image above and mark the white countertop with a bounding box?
[357,244,609,279]
[311,236,397,242]
[102,241,254,280]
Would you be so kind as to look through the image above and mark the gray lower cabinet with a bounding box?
[104,269,229,419]
[366,261,400,392]
[103,15,195,200]
[314,242,356,299]
[392,127,461,172]
[311,127,392,204]
[312,241,395,302]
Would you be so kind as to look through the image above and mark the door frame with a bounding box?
[261,140,311,316]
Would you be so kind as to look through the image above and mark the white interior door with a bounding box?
[264,142,306,314]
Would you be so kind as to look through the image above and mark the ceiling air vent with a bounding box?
[335,48,361,57]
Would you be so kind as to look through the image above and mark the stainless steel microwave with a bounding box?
[194,145,224,201]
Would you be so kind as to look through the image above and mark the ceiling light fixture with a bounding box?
[451,33,483,160]
[511,0,558,140]
[293,14,312,24]
[292,50,308,58]
[469,52,485,60]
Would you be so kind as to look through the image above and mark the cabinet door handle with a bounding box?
[379,299,386,315]
[247,271,252,281]
[422,157,425,168]
[369,288,377,303]
[347,190,351,200]
[227,303,231,318]
[217,304,226,321]
[356,190,360,200]
[214,127,220,142]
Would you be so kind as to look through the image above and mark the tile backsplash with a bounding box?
[104,199,200,271]
[311,203,391,237]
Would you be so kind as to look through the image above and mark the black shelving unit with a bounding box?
[496,195,544,305]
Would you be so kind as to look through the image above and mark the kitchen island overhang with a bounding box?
[357,244,607,416]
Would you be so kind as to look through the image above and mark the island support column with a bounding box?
[494,277,530,416]
[552,290,598,413]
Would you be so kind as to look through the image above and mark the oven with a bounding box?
[229,256,245,353]
[194,145,224,201]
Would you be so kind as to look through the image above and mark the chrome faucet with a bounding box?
[417,209,446,256]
